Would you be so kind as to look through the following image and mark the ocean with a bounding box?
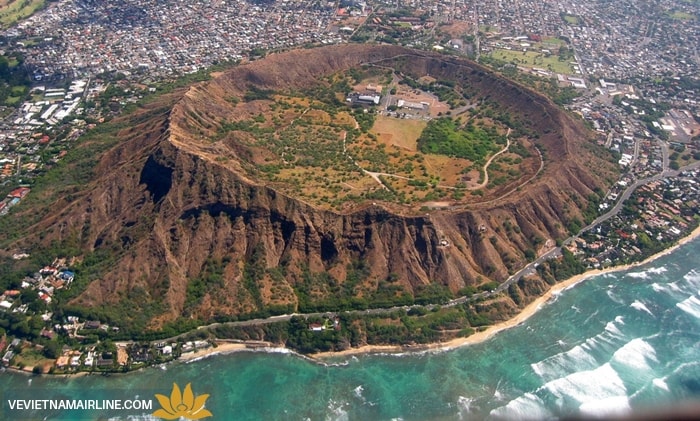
[2,237,699,420]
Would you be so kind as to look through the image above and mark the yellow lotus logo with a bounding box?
[153,383,212,420]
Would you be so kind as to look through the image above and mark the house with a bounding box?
[8,187,30,199]
[70,354,82,367]
[84,320,101,329]
[55,355,70,368]
[59,271,75,282]
[97,352,114,367]
[40,328,55,339]
[309,323,325,332]
[84,352,95,367]
[3,351,14,365]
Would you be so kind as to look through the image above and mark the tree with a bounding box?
[43,341,62,359]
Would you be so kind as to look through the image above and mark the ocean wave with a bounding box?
[488,393,552,421]
[611,338,658,373]
[325,399,349,421]
[630,300,654,316]
[647,266,669,275]
[626,266,668,281]
[676,295,700,319]
[668,281,683,292]
[457,395,478,418]
[652,377,670,392]
[578,395,631,418]
[604,320,624,337]
[541,362,627,405]
[651,282,667,293]
[353,385,367,405]
[582,309,599,325]
[627,271,650,280]
[606,289,625,305]
[531,317,629,382]
[683,269,700,292]
[531,344,599,382]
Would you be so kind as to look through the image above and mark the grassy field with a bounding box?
[0,0,45,29]
[371,116,426,151]
[488,48,575,74]
[12,346,54,372]
[561,14,580,25]
[668,11,696,20]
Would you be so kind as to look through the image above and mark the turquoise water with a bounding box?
[2,238,700,420]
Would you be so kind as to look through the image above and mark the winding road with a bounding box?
[175,161,700,338]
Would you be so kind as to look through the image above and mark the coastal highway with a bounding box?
[185,162,700,336]
[451,161,700,307]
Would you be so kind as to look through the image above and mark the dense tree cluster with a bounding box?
[417,118,501,164]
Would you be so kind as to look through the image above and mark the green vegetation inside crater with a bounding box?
[214,66,531,210]
[417,117,504,164]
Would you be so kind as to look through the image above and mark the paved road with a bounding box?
[183,163,700,335]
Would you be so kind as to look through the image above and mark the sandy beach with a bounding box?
[58,224,693,367]
[311,224,700,360]
[177,342,252,362]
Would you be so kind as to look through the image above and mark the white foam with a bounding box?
[627,271,649,279]
[606,289,625,304]
[647,266,668,275]
[653,378,670,392]
[578,395,631,418]
[457,396,476,417]
[353,385,364,401]
[488,393,552,420]
[676,295,700,319]
[325,399,349,421]
[630,300,654,316]
[542,363,627,405]
[651,282,666,293]
[615,315,625,325]
[583,309,599,325]
[604,321,624,337]
[627,266,667,280]
[683,269,700,293]
[611,338,658,372]
[668,282,683,292]
[532,344,599,382]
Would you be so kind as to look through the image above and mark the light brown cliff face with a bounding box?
[8,45,617,328]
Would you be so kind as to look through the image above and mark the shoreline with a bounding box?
[14,225,700,377]
[177,342,251,362]
[310,224,700,360]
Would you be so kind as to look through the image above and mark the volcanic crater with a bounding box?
[8,45,618,329]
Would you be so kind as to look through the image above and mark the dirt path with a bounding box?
[468,128,511,190]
